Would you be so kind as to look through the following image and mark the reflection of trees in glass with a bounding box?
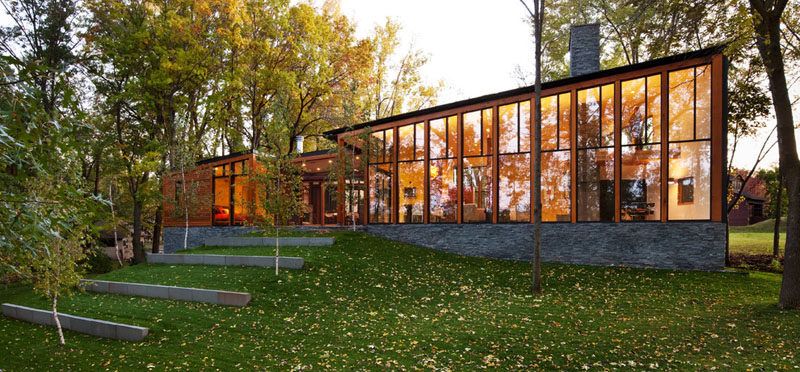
[429,159,457,223]
[499,153,531,222]
[398,124,415,161]
[558,93,571,149]
[463,156,493,223]
[622,76,660,145]
[430,116,457,159]
[542,95,559,150]
[398,161,424,223]
[368,164,392,223]
[669,65,711,141]
[429,116,457,223]
[542,151,571,222]
[463,109,493,156]
[577,87,601,148]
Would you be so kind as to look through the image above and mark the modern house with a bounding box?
[161,146,358,251]
[163,24,728,270]
[324,25,728,270]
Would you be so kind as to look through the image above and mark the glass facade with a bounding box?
[213,159,249,225]
[576,85,614,222]
[498,101,531,222]
[621,75,662,221]
[429,116,458,223]
[362,59,720,225]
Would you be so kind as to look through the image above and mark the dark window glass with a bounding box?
[368,164,392,223]
[576,148,614,221]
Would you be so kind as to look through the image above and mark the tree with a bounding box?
[759,166,788,258]
[326,128,377,230]
[747,0,800,309]
[520,0,545,294]
[0,0,104,345]
[363,18,441,120]
[247,143,304,275]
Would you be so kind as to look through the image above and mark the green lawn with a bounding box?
[729,219,787,256]
[1,232,799,370]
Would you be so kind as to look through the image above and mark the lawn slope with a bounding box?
[1,232,798,370]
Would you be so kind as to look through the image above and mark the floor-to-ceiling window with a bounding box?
[668,65,712,220]
[398,123,425,223]
[621,75,662,221]
[353,55,719,226]
[462,108,494,223]
[541,93,572,222]
[498,101,531,223]
[368,129,393,223]
[576,85,615,221]
[231,160,249,224]
[429,116,458,223]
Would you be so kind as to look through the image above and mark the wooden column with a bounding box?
[424,121,430,224]
[614,81,622,222]
[529,96,535,223]
[337,137,346,226]
[392,126,398,224]
[457,113,464,224]
[492,105,499,224]
[570,90,577,223]
[660,71,669,222]
[711,54,724,222]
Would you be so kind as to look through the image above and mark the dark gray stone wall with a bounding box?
[569,23,600,77]
[163,226,258,253]
[366,222,726,271]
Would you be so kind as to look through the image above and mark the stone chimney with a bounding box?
[569,23,600,77]
[294,136,304,154]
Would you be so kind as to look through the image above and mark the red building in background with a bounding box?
[728,171,768,226]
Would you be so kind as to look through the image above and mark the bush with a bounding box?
[83,248,120,274]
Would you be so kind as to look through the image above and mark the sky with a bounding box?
[336,0,798,171]
[339,0,536,103]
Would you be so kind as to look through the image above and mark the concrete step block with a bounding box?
[191,289,217,303]
[2,303,148,342]
[218,291,251,307]
[202,255,226,265]
[183,255,203,264]
[168,287,194,302]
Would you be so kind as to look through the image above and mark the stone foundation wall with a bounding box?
[365,222,726,271]
[163,226,258,253]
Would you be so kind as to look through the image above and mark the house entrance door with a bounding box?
[311,184,323,225]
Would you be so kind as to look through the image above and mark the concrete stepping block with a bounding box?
[2,303,149,342]
[80,279,251,307]
[204,236,334,247]
[147,253,304,269]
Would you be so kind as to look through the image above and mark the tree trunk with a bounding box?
[132,199,146,264]
[749,0,800,309]
[152,204,162,254]
[110,183,123,266]
[529,0,545,294]
[52,292,64,345]
[773,172,783,258]
[276,160,281,276]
